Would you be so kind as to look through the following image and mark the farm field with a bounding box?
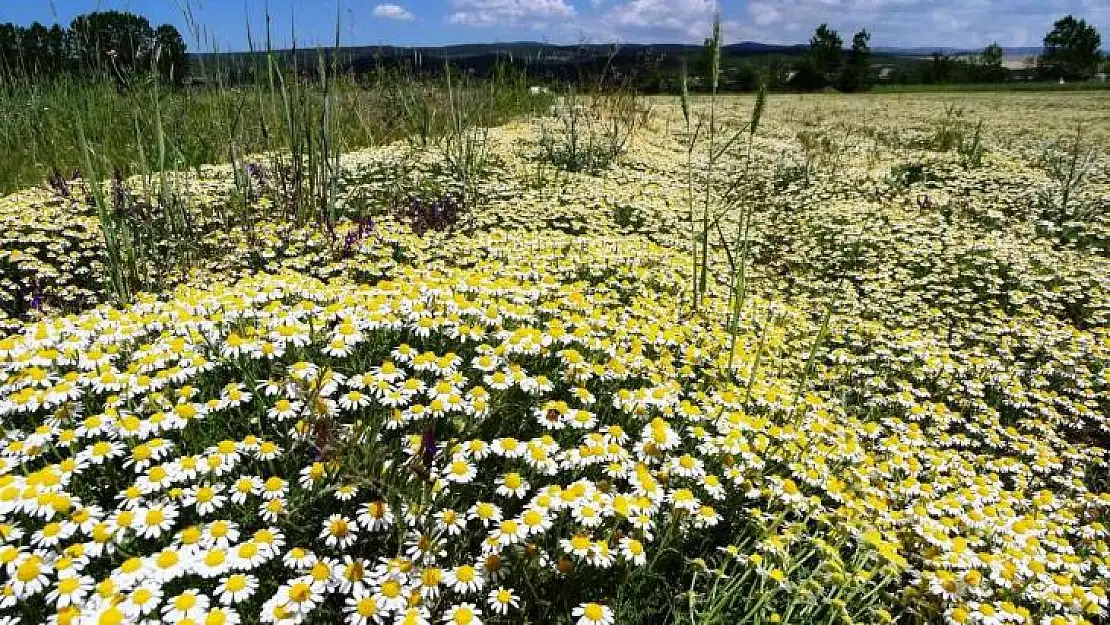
[0,90,1107,625]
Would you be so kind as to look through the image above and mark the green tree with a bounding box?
[22,23,49,75]
[0,24,19,71]
[69,11,156,78]
[154,24,188,85]
[838,29,871,92]
[1040,15,1103,80]
[925,52,962,84]
[809,23,843,81]
[981,42,1003,67]
[973,42,1008,82]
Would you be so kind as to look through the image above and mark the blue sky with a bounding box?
[2,0,1107,51]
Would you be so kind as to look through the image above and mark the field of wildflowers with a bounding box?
[0,90,1107,625]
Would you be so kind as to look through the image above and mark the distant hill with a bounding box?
[873,46,1044,56]
[191,40,814,69]
[188,40,1103,92]
[191,41,1049,68]
[189,40,820,87]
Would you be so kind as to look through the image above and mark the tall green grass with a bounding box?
[0,67,542,195]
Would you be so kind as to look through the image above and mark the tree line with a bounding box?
[0,11,188,85]
[789,15,1102,91]
[0,10,1102,93]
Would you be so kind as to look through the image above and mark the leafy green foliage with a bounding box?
[538,84,640,175]
[1041,15,1104,80]
[0,11,187,84]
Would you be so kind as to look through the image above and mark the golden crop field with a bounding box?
[0,89,1107,625]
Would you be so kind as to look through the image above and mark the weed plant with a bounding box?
[538,71,641,174]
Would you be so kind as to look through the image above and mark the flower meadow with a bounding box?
[0,91,1107,625]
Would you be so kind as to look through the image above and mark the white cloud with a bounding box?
[583,0,757,43]
[603,0,717,40]
[447,0,577,28]
[729,0,1109,48]
[748,2,781,27]
[438,0,1108,48]
[372,3,416,21]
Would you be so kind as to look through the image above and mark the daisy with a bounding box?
[217,573,259,605]
[619,537,647,566]
[700,475,725,500]
[124,583,163,617]
[334,485,359,501]
[299,463,329,489]
[373,576,409,613]
[283,547,318,571]
[82,440,125,465]
[573,602,614,625]
[571,503,604,528]
[185,484,228,516]
[417,566,444,599]
[256,441,283,461]
[480,554,505,584]
[358,501,394,532]
[495,473,529,499]
[492,519,528,547]
[693,505,721,528]
[261,477,289,500]
[435,509,467,536]
[344,589,383,625]
[32,520,75,549]
[232,540,268,569]
[321,514,359,549]
[334,557,370,593]
[260,498,287,523]
[256,378,287,397]
[45,572,93,608]
[587,541,615,569]
[520,508,552,535]
[197,547,231,578]
[205,520,241,549]
[444,457,477,484]
[251,527,285,555]
[162,590,211,622]
[487,587,520,615]
[112,556,150,589]
[491,438,523,458]
[562,533,594,558]
[338,390,371,410]
[442,603,482,625]
[230,476,261,504]
[405,533,444,564]
[260,594,299,624]
[395,607,431,625]
[468,502,502,527]
[84,603,128,625]
[11,553,51,598]
[201,606,242,625]
[371,361,405,383]
[444,564,484,595]
[670,454,705,478]
[275,577,326,615]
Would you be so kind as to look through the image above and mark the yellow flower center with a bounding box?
[288,582,312,603]
[381,579,402,598]
[16,559,41,582]
[175,594,197,610]
[356,597,377,616]
[98,607,124,625]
